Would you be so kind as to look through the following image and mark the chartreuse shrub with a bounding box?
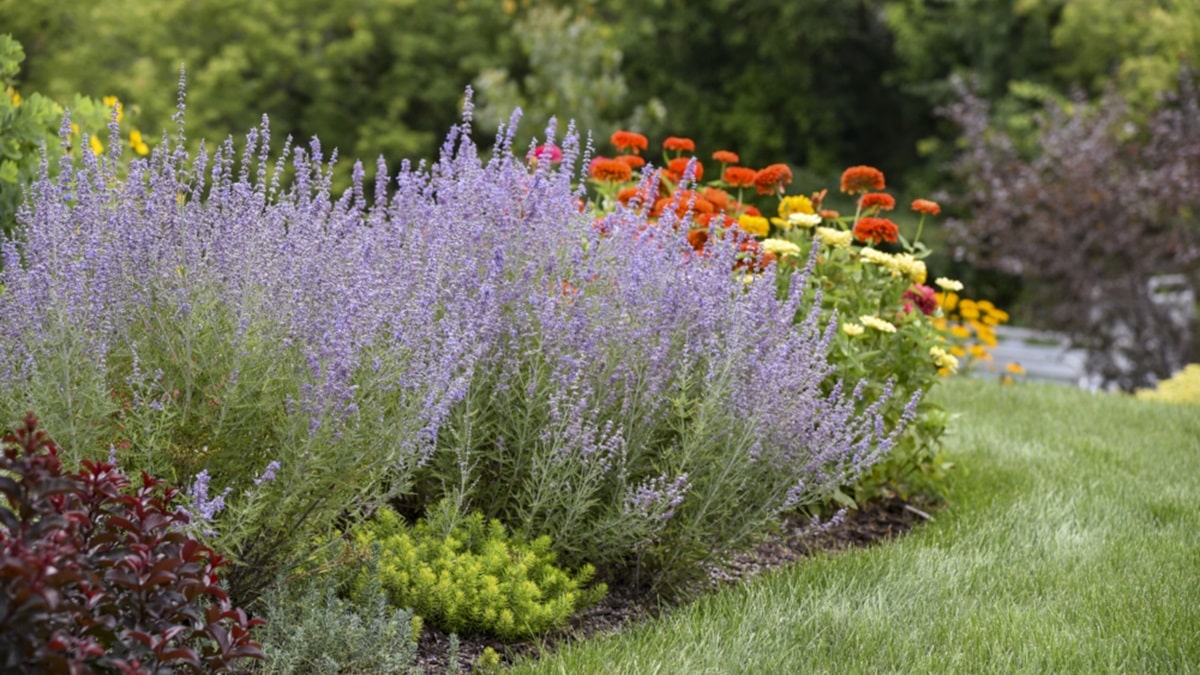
[346,503,606,640]
[1136,364,1200,405]
[0,413,263,673]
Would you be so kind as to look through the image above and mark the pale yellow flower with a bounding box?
[858,247,895,268]
[738,214,769,238]
[842,322,865,336]
[935,277,964,292]
[892,253,927,284]
[860,315,896,333]
[930,346,959,373]
[815,226,853,249]
[786,212,822,229]
[761,238,802,257]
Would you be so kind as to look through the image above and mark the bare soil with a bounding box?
[412,496,931,673]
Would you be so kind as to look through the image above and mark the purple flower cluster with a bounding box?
[0,90,909,578]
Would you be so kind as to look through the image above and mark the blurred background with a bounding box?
[2,0,1198,389]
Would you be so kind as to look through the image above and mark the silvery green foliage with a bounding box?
[0,89,912,594]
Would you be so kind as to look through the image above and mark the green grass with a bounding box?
[509,378,1200,674]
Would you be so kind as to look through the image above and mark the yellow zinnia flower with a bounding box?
[737,214,769,238]
[860,315,896,333]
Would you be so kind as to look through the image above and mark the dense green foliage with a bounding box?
[7,0,1198,189]
[347,505,606,640]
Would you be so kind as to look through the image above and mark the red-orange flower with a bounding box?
[702,187,731,213]
[840,165,886,194]
[911,198,941,215]
[859,192,896,211]
[723,166,756,188]
[591,158,633,183]
[663,136,696,153]
[712,150,739,164]
[853,217,900,244]
[661,190,716,219]
[616,186,642,206]
[617,154,646,170]
[611,130,649,154]
[819,209,840,220]
[734,240,777,272]
[686,227,709,252]
[668,157,703,182]
[741,205,762,217]
[753,163,793,195]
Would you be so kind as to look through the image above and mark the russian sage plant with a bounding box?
[0,88,912,599]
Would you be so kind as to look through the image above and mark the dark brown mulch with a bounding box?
[411,496,934,673]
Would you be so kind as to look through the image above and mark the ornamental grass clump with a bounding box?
[0,86,910,600]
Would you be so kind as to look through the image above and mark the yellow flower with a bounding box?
[737,214,769,238]
[935,277,964,292]
[858,247,895,268]
[7,87,20,107]
[890,253,926,284]
[958,298,980,320]
[1005,362,1026,375]
[860,315,896,333]
[778,194,815,217]
[938,291,959,312]
[842,322,865,336]
[930,346,959,373]
[89,136,104,156]
[772,195,816,229]
[70,123,80,136]
[761,238,802,257]
[102,95,123,121]
[130,129,149,156]
[949,324,972,339]
[815,226,853,249]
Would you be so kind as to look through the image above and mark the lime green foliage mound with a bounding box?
[1136,363,1200,405]
[349,505,607,640]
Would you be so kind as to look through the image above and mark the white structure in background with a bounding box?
[985,275,1196,391]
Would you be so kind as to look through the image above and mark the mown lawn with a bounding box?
[509,377,1200,674]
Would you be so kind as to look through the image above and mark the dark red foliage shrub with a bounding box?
[942,69,1200,390]
[0,412,264,674]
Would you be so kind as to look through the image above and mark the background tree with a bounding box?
[942,71,1200,390]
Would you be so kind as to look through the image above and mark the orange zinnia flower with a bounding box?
[663,136,696,153]
[911,198,941,215]
[663,190,716,219]
[723,166,756,188]
[711,150,739,164]
[753,163,793,195]
[668,157,703,182]
[611,130,649,154]
[702,187,731,213]
[617,154,646,170]
[616,186,641,206]
[687,227,710,252]
[840,165,886,194]
[819,209,840,220]
[853,217,900,244]
[591,158,633,183]
[859,192,896,211]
